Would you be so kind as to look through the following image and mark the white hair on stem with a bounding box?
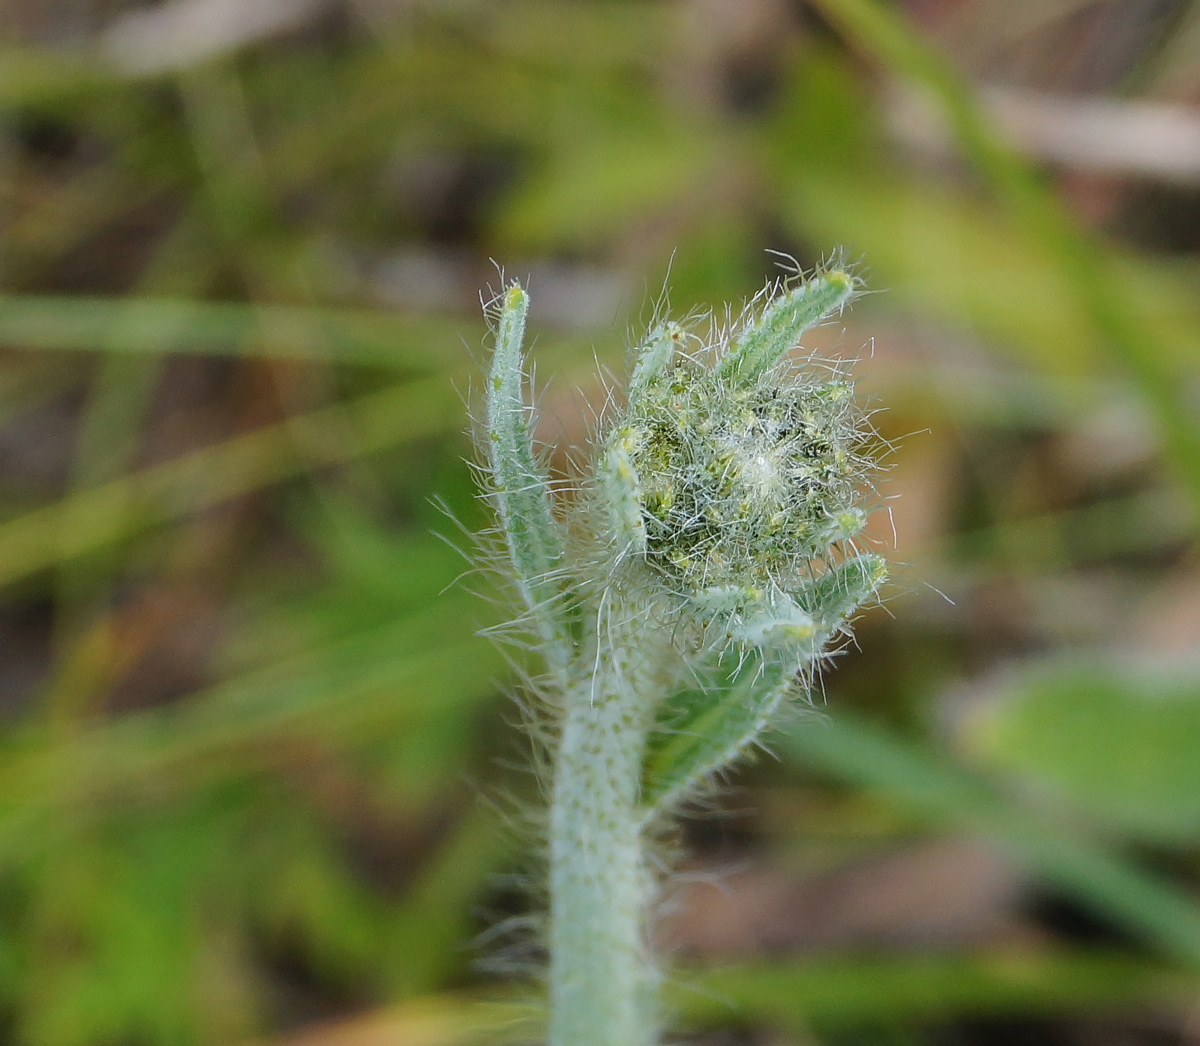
[473,256,889,1046]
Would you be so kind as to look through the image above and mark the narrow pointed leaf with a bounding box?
[485,283,573,672]
[718,270,857,383]
[797,553,887,631]
[630,320,685,390]
[641,648,792,814]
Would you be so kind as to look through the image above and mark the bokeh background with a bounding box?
[2,1,1200,1043]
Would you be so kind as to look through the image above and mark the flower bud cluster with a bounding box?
[588,264,880,653]
[609,343,868,590]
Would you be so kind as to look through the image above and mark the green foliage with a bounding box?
[643,647,789,812]
[0,0,1197,1042]
[679,950,1196,1033]
[782,711,1200,968]
[965,664,1200,842]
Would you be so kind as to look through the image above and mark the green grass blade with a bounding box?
[0,599,500,848]
[784,711,1200,968]
[0,374,461,591]
[676,950,1197,1032]
[810,0,1200,513]
[0,294,470,369]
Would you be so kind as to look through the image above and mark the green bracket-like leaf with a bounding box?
[639,555,883,816]
[630,320,685,390]
[717,269,858,384]
[797,552,887,631]
[485,283,573,675]
[640,648,792,816]
[598,439,648,558]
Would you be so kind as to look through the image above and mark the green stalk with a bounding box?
[475,267,884,1046]
[547,630,658,1046]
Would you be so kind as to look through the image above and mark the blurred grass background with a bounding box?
[1,1,1199,1043]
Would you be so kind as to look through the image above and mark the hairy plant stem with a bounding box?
[477,268,885,1046]
[548,602,663,1046]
